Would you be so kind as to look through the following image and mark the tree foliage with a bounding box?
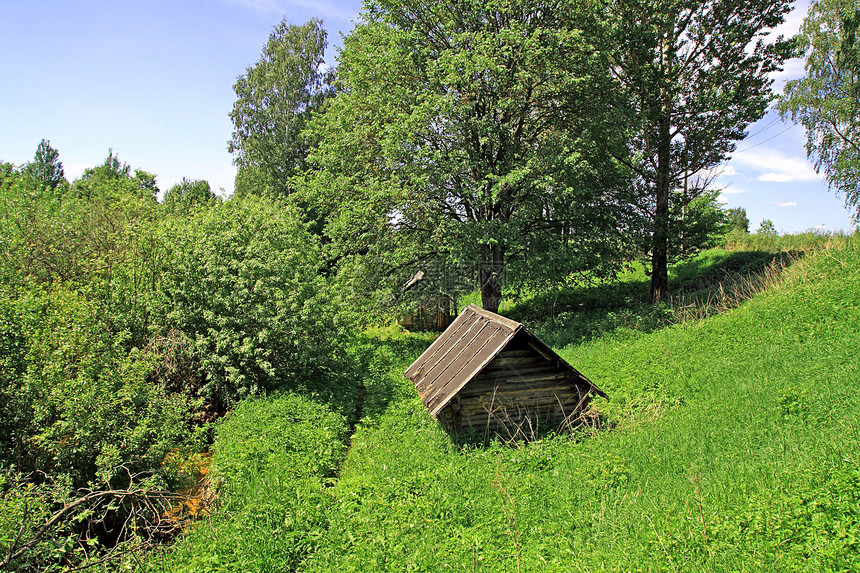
[163,177,217,212]
[229,18,334,197]
[725,207,750,234]
[0,286,191,490]
[604,0,793,301]
[23,139,66,193]
[73,150,159,200]
[0,169,190,494]
[303,0,637,312]
[778,0,860,218]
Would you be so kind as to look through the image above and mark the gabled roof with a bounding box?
[405,304,606,416]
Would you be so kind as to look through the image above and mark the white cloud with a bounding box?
[730,148,822,182]
[769,0,808,38]
[719,184,747,195]
[775,201,798,207]
[772,58,807,88]
[702,165,737,179]
[759,173,795,182]
[766,1,810,89]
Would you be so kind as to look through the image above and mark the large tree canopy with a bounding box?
[230,18,334,197]
[303,0,637,313]
[778,0,860,217]
[604,0,793,301]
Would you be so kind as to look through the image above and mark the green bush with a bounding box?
[149,392,348,572]
[0,171,163,347]
[153,196,357,411]
[0,285,191,490]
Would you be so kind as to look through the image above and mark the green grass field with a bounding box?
[150,236,860,572]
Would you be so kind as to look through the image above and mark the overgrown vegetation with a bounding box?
[141,393,348,572]
[129,235,860,572]
[296,235,860,573]
[3,0,859,568]
[0,153,363,569]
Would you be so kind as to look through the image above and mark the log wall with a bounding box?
[437,339,592,435]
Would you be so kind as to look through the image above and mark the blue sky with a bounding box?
[1,0,855,233]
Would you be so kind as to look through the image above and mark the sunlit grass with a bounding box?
[149,235,860,572]
[302,236,860,572]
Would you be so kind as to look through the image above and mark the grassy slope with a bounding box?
[302,238,860,572]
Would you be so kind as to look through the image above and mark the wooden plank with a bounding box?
[421,322,500,402]
[458,401,584,419]
[459,382,578,399]
[414,320,489,396]
[482,356,546,369]
[405,309,475,380]
[459,394,575,411]
[458,391,587,413]
[481,371,571,386]
[468,304,521,331]
[427,325,515,414]
[493,349,533,358]
[473,365,564,382]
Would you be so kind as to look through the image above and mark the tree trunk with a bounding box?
[480,244,505,313]
[650,112,671,303]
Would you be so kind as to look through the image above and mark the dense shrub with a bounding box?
[0,285,191,489]
[0,173,163,346]
[153,196,356,410]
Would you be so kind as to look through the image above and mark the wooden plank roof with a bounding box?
[405,304,606,416]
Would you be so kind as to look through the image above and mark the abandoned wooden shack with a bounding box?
[397,270,456,332]
[405,304,607,436]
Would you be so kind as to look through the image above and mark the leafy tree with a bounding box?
[668,188,728,257]
[230,18,334,197]
[24,139,66,192]
[778,0,860,217]
[303,0,636,312]
[163,177,217,211]
[73,150,159,200]
[756,218,778,236]
[726,207,750,234]
[1,163,164,343]
[604,0,793,301]
[0,161,17,190]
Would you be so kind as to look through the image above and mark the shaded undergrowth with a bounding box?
[507,247,813,349]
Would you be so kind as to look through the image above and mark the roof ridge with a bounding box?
[464,303,522,332]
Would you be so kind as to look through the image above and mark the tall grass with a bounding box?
[141,393,348,572]
[507,234,855,350]
[297,236,860,572]
[723,228,854,252]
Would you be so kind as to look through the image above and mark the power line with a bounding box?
[743,117,782,140]
[736,124,795,152]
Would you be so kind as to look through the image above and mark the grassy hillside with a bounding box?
[149,237,860,572]
[301,238,860,572]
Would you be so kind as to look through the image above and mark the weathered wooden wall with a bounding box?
[437,336,591,435]
[399,309,455,332]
